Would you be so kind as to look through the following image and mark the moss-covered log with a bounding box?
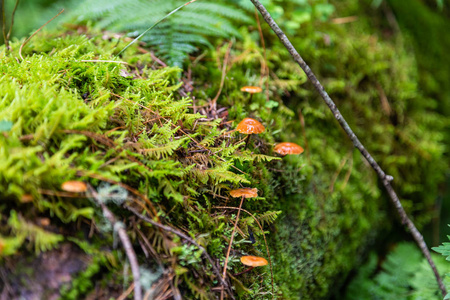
[1,1,448,298]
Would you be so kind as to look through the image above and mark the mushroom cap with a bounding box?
[61,181,87,193]
[240,86,263,94]
[230,188,258,198]
[236,118,265,134]
[240,256,268,267]
[20,194,33,203]
[274,142,304,155]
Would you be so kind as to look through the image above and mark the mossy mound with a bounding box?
[0,30,284,299]
[0,1,448,296]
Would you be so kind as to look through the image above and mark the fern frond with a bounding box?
[250,154,281,163]
[183,273,211,300]
[257,210,282,228]
[8,210,63,254]
[66,0,256,66]
[140,137,188,159]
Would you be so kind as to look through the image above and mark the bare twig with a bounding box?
[87,185,142,300]
[19,9,64,60]
[250,0,447,296]
[126,206,236,300]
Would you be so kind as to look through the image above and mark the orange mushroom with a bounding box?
[240,86,263,94]
[20,194,33,203]
[236,118,265,149]
[236,118,265,135]
[230,187,258,198]
[240,86,262,103]
[274,142,304,156]
[235,255,269,276]
[240,255,268,267]
[61,181,87,193]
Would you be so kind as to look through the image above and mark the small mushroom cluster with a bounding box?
[226,87,306,276]
[236,85,305,156]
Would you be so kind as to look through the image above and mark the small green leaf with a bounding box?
[0,120,13,132]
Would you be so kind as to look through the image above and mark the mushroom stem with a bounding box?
[234,266,254,277]
[244,134,252,149]
[221,195,245,300]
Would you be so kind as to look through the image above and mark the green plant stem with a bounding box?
[249,0,447,296]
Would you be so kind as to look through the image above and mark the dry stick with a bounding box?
[87,185,142,300]
[220,196,244,300]
[19,8,64,60]
[126,206,236,300]
[249,0,447,296]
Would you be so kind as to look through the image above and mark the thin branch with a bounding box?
[126,206,236,300]
[249,0,447,296]
[19,9,64,60]
[87,185,142,300]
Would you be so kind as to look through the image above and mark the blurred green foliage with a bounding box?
[344,242,450,299]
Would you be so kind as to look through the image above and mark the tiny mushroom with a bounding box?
[20,194,33,203]
[61,180,88,193]
[235,255,269,276]
[230,187,258,198]
[240,86,263,94]
[274,142,304,156]
[236,118,265,135]
[240,255,268,267]
[240,86,262,102]
[236,118,265,149]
